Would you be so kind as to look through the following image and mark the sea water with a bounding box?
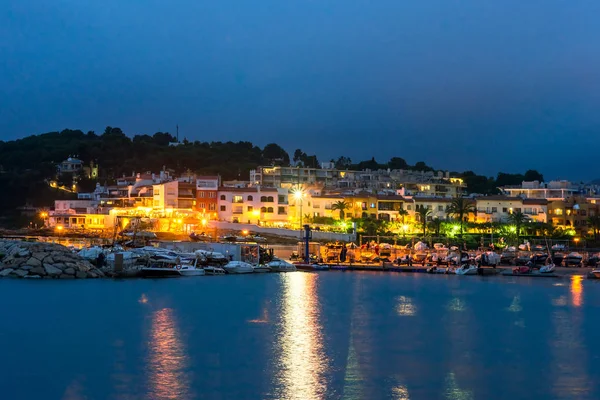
[0,273,599,400]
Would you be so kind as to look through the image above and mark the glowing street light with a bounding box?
[291,188,305,229]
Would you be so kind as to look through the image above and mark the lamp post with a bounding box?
[292,188,304,230]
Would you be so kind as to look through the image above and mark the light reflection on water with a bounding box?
[396,295,417,316]
[551,277,590,399]
[570,276,583,307]
[274,272,328,400]
[146,308,191,400]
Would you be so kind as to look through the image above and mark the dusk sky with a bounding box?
[2,1,600,180]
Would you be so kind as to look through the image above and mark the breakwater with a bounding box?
[0,240,105,279]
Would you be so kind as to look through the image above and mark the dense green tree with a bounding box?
[334,156,352,169]
[262,143,290,165]
[387,157,408,170]
[523,169,544,182]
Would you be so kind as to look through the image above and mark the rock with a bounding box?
[26,257,42,267]
[66,262,78,269]
[53,263,66,270]
[75,271,87,279]
[32,252,47,261]
[87,271,98,278]
[21,265,33,270]
[17,249,31,258]
[63,267,75,275]
[43,256,54,264]
[59,274,75,279]
[24,275,41,279]
[13,269,28,277]
[44,265,62,276]
[30,266,46,276]
[0,268,14,277]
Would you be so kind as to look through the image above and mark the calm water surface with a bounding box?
[1,273,599,400]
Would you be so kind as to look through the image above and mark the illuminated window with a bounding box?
[233,195,243,203]
[248,206,253,212]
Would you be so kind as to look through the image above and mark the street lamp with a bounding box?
[292,188,305,230]
[252,209,260,225]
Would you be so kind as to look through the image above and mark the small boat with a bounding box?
[178,264,206,276]
[539,264,556,274]
[252,265,272,273]
[427,266,449,274]
[294,263,330,271]
[268,259,297,272]
[223,261,254,274]
[564,252,583,267]
[455,265,478,275]
[189,232,211,242]
[204,266,226,275]
[140,261,182,278]
[587,269,600,279]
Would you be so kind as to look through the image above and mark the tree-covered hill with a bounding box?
[0,127,543,213]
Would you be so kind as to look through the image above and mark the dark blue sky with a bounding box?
[2,1,599,180]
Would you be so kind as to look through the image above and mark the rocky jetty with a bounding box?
[0,240,105,279]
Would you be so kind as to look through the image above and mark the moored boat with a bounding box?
[294,263,330,271]
[539,263,556,274]
[223,261,254,274]
[268,259,297,272]
[252,265,272,273]
[204,266,226,275]
[455,265,478,275]
[178,264,206,276]
[140,261,182,278]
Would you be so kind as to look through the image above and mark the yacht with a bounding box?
[268,259,297,272]
[223,261,254,274]
[178,264,206,276]
[140,260,181,278]
[589,269,600,279]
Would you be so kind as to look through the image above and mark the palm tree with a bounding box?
[587,215,600,240]
[507,210,528,239]
[446,197,475,237]
[417,207,432,238]
[398,209,409,224]
[429,217,442,238]
[331,200,349,220]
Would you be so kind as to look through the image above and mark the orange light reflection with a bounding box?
[570,276,583,307]
[147,308,190,399]
[277,273,328,400]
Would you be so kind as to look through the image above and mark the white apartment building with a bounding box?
[217,187,290,224]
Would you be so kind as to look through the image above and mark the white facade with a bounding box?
[218,187,289,224]
[153,180,178,209]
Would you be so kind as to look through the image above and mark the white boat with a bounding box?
[178,264,206,276]
[252,265,272,273]
[268,259,297,272]
[223,261,254,274]
[204,266,226,275]
[455,265,478,275]
[590,269,600,279]
[539,264,556,274]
